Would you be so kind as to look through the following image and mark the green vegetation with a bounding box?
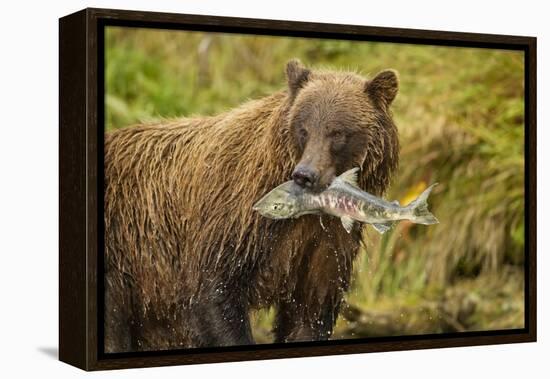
[106,27,525,340]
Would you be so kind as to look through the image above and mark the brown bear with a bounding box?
[104,59,399,352]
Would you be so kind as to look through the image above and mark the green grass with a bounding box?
[106,26,525,338]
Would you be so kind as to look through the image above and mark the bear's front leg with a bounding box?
[274,297,341,342]
[273,242,354,343]
[197,285,254,347]
[104,269,134,352]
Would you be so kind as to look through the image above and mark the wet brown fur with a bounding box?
[104,59,399,352]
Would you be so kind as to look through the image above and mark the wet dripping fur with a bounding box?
[103,59,400,352]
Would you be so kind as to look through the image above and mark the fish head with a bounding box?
[253,181,301,219]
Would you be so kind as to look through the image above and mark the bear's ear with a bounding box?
[365,69,399,107]
[286,59,310,98]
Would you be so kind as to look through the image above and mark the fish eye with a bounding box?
[272,203,284,211]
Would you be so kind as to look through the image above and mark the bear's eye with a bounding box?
[329,130,345,139]
[330,131,348,152]
[297,128,308,143]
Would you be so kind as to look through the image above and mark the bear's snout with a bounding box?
[292,164,319,189]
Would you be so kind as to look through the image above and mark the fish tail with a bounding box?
[407,183,439,225]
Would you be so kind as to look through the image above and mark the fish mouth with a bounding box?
[252,200,270,214]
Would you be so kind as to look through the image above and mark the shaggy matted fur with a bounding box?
[104,59,399,352]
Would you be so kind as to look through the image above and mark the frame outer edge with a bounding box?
[63,7,537,371]
[59,9,88,370]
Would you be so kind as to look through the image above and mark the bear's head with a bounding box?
[286,59,399,194]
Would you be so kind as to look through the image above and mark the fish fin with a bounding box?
[407,183,439,225]
[372,222,392,234]
[338,167,360,187]
[340,216,355,233]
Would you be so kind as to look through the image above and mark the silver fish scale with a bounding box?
[310,182,402,224]
[317,190,363,218]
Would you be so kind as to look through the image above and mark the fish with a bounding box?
[252,168,439,234]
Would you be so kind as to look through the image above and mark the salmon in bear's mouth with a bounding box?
[254,168,438,234]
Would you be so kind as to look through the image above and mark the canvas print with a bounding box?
[103,26,525,353]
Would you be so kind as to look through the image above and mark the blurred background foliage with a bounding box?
[106,27,525,340]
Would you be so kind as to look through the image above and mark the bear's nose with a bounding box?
[292,165,318,189]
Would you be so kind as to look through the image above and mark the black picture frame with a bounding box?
[59,7,537,371]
